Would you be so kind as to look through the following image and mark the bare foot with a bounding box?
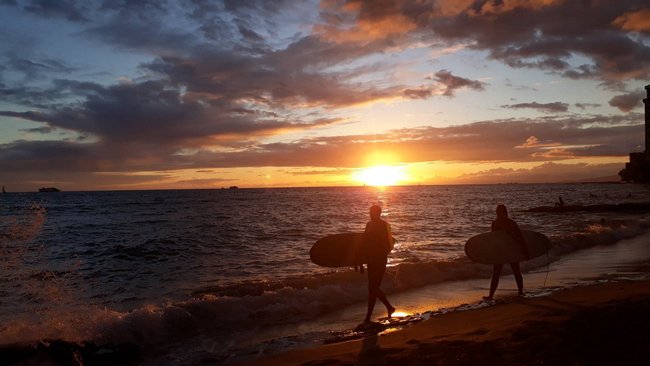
[387,305,396,318]
[482,296,493,301]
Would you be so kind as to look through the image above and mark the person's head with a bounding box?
[496,204,508,219]
[369,205,382,221]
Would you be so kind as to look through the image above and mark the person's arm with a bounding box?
[386,222,394,252]
[491,220,498,232]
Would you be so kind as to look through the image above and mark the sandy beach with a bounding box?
[238,277,650,366]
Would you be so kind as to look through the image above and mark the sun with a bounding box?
[353,165,408,186]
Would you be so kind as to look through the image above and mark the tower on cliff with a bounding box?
[619,85,650,183]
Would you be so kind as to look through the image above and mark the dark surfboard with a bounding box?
[310,233,396,267]
[464,230,551,265]
[310,233,366,267]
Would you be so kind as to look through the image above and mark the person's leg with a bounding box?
[365,262,394,322]
[364,286,377,323]
[374,261,394,316]
[375,287,395,317]
[364,263,380,323]
[484,264,503,300]
[510,262,524,296]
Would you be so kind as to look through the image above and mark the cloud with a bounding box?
[316,0,418,44]
[1,79,348,146]
[0,113,643,188]
[502,102,569,113]
[403,70,486,98]
[431,69,486,97]
[612,8,650,32]
[515,136,560,149]
[0,1,648,189]
[20,126,55,134]
[19,0,89,22]
[285,168,355,176]
[450,162,623,184]
[317,0,650,83]
[4,55,76,80]
[4,0,649,85]
[575,103,601,110]
[608,90,645,112]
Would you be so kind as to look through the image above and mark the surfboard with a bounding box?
[309,233,395,267]
[464,230,551,265]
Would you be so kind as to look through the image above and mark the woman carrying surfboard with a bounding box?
[484,204,530,301]
[362,205,396,324]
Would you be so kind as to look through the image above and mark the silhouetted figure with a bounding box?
[554,196,565,207]
[484,204,529,301]
[362,205,395,324]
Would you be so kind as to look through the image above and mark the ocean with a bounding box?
[1,183,650,364]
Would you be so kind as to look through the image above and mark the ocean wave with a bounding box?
[2,215,648,350]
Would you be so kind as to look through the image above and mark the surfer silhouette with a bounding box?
[362,205,395,324]
[484,204,529,301]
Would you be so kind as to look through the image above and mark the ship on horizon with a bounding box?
[38,187,61,192]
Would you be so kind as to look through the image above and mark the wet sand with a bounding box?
[238,277,650,365]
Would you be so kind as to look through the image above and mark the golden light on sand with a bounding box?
[353,165,408,186]
[390,311,409,318]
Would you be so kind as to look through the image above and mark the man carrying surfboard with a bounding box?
[484,204,530,301]
[362,205,396,324]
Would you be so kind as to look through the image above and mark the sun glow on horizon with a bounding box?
[353,165,408,186]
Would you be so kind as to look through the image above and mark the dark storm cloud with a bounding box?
[609,90,645,112]
[142,34,400,109]
[1,80,345,146]
[501,102,570,113]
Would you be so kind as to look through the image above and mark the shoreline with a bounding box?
[237,278,650,365]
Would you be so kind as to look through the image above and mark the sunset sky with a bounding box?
[1,0,649,191]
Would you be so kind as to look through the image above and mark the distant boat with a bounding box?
[2,185,5,193]
[229,186,239,190]
[38,187,61,192]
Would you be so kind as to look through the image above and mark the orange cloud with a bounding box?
[612,9,650,32]
[516,136,561,149]
[316,0,417,43]
[532,148,577,159]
